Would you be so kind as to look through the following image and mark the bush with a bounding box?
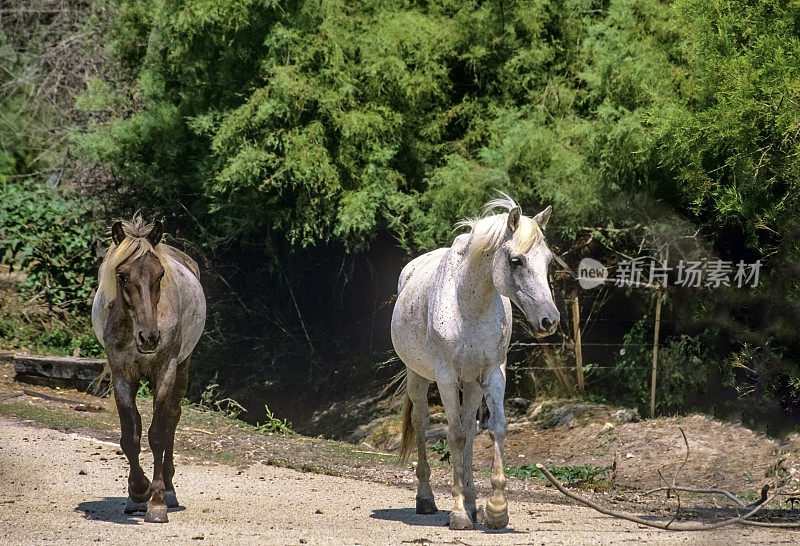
[589,315,715,416]
[0,180,101,356]
[0,181,98,313]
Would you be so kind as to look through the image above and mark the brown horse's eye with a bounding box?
[117,273,127,285]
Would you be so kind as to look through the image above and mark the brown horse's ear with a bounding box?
[111,222,126,245]
[147,220,164,247]
[507,206,521,232]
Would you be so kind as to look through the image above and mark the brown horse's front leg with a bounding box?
[145,402,169,523]
[113,375,151,513]
[163,357,190,509]
[144,359,178,523]
[162,411,180,509]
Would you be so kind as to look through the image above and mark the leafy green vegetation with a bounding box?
[198,373,248,418]
[136,380,152,398]
[505,463,611,485]
[0,181,101,357]
[431,438,451,463]
[3,0,800,427]
[0,1,105,356]
[256,404,295,435]
[0,181,98,313]
[0,308,103,357]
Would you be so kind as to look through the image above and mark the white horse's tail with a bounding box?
[398,391,414,464]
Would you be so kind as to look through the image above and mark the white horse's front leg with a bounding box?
[482,365,509,529]
[460,382,483,521]
[437,376,474,530]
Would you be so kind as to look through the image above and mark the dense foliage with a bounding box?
[0,181,97,312]
[0,1,107,355]
[3,0,800,426]
[73,0,800,255]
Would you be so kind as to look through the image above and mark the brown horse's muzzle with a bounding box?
[136,329,161,353]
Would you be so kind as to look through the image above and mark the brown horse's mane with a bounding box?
[98,217,174,301]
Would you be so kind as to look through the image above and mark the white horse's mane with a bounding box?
[455,194,542,262]
[98,216,173,301]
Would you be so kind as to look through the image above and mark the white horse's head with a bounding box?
[460,195,560,337]
[491,203,560,336]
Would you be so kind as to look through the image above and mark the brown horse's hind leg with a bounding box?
[113,375,151,513]
[163,356,190,508]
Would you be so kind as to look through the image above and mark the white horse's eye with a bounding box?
[510,256,522,267]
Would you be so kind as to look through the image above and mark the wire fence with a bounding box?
[509,365,656,371]
[509,278,672,417]
[512,341,656,347]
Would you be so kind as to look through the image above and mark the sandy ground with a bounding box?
[1,417,798,545]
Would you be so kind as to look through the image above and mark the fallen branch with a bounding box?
[536,463,797,530]
[643,486,746,508]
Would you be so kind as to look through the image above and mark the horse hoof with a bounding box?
[448,510,475,530]
[124,497,148,514]
[144,503,169,523]
[128,481,151,503]
[416,496,438,514]
[164,490,179,508]
[484,504,509,530]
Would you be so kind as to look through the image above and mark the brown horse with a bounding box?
[92,217,205,523]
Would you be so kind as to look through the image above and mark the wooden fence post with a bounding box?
[650,287,664,419]
[572,294,585,394]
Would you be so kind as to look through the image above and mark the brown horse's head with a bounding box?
[108,220,165,353]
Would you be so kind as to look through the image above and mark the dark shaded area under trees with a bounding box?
[2,0,800,433]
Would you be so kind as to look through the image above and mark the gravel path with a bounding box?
[2,417,798,544]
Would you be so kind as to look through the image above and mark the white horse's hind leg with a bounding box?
[460,382,482,521]
[438,375,474,530]
[482,365,509,529]
[407,369,437,514]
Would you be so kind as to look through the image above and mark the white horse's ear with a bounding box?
[507,207,521,232]
[533,206,552,229]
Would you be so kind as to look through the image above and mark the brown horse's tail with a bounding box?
[398,391,414,464]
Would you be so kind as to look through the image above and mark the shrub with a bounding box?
[0,180,98,314]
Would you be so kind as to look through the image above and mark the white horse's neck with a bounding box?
[455,249,501,318]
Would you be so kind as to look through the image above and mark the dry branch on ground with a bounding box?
[537,428,800,531]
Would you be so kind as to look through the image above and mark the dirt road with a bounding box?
[1,417,796,545]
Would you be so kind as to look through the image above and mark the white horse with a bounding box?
[391,195,559,530]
